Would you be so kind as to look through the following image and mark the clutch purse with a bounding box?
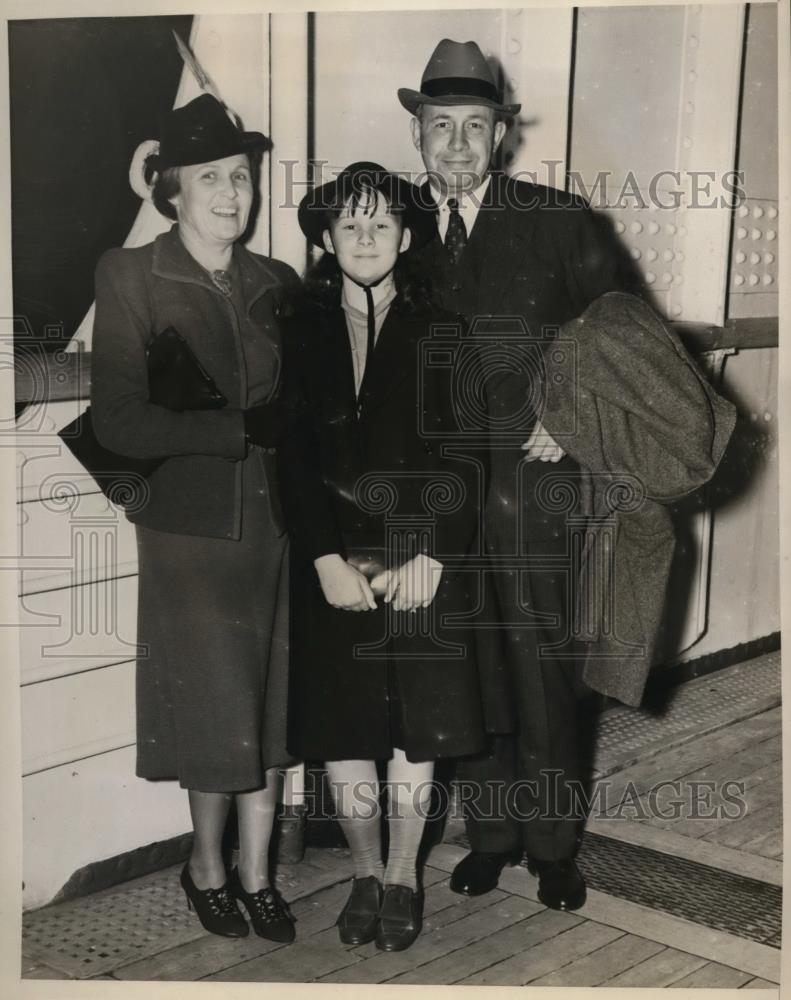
[58,327,228,507]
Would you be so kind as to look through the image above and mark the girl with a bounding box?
[279,162,486,952]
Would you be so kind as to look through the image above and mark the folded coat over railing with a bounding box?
[541,291,737,706]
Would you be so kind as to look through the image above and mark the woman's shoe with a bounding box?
[180,864,249,938]
[229,868,296,943]
[336,876,383,945]
[374,883,424,952]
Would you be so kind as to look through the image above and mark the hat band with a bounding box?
[421,76,500,103]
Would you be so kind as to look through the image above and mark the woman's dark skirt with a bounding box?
[135,452,291,792]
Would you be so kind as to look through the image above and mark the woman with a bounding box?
[279,163,486,952]
[90,94,297,942]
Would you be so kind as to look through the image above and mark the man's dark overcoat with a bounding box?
[412,172,628,859]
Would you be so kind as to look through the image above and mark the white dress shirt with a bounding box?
[432,175,492,242]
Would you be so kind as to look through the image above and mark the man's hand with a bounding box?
[314,554,377,611]
[384,553,443,612]
[521,419,565,462]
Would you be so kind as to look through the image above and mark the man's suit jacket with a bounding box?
[412,171,630,543]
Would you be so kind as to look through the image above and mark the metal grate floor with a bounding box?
[574,832,782,947]
[592,651,781,777]
[22,866,204,978]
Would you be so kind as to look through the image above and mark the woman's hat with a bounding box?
[297,161,436,249]
[148,93,270,169]
[129,94,270,199]
[398,38,521,117]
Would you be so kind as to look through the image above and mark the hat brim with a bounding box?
[397,87,520,118]
[149,130,271,170]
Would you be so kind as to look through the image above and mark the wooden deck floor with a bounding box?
[21,654,783,990]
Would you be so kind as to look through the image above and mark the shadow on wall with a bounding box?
[9,14,192,352]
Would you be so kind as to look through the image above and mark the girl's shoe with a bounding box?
[374,883,424,952]
[336,875,383,944]
[180,864,249,938]
[229,868,296,943]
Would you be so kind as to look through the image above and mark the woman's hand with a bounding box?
[314,554,377,612]
[521,419,565,462]
[384,553,443,612]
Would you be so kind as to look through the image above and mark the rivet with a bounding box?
[672,304,683,316]
[645,272,656,284]
[646,249,658,261]
[683,136,693,149]
[648,221,660,235]
[673,274,683,285]
[738,205,750,218]
[615,221,626,234]
[764,412,772,422]
[748,273,759,286]
[665,224,677,235]
[735,251,746,263]
[736,227,748,240]
[767,206,778,219]
[630,247,642,259]
[630,221,643,234]
[750,252,760,265]
[663,249,674,262]
[753,205,764,219]
[676,251,685,262]
[662,272,672,284]
[763,252,775,264]
[733,273,745,286]
[751,228,762,241]
[762,274,774,286]
[766,229,776,241]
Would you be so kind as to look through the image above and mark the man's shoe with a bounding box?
[526,857,586,911]
[336,875,383,945]
[449,851,517,897]
[374,883,424,952]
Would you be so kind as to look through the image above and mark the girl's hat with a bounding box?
[297,161,436,249]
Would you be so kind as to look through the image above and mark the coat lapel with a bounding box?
[151,225,283,316]
[357,307,420,417]
[472,172,535,314]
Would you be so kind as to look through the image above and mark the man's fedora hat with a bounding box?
[147,94,270,171]
[298,161,436,249]
[398,38,521,117]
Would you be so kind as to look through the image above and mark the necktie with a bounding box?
[444,198,468,265]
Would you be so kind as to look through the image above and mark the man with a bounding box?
[399,38,629,910]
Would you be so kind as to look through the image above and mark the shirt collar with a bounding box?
[341,282,397,322]
[429,173,492,211]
